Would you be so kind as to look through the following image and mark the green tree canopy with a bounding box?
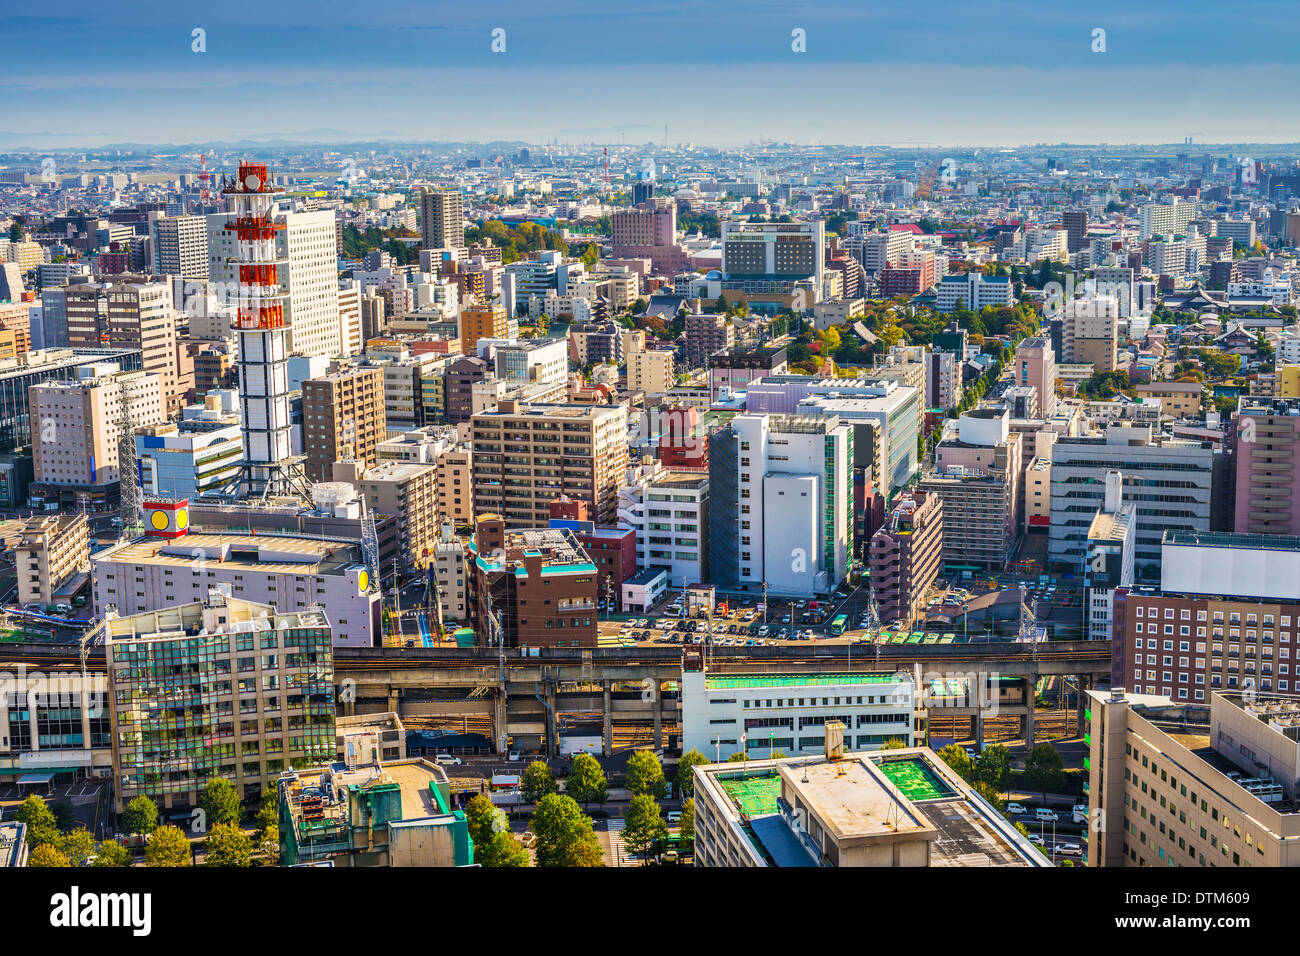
[91,839,131,867]
[144,825,191,867]
[937,744,974,781]
[200,778,242,828]
[1023,743,1067,799]
[60,827,96,867]
[27,843,71,868]
[204,823,252,867]
[123,795,159,835]
[565,753,608,809]
[675,750,710,799]
[625,749,668,800]
[521,760,558,803]
[678,797,696,842]
[621,794,667,863]
[974,744,1013,793]
[13,794,56,838]
[531,794,603,867]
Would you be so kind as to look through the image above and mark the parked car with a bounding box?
[1035,808,1059,823]
[1072,804,1089,824]
[1005,802,1028,815]
[520,831,537,849]
[1057,843,1082,857]
[435,754,462,766]
[1029,833,1044,845]
[508,751,521,762]
[666,811,682,824]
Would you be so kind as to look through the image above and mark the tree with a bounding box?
[531,794,604,867]
[253,791,278,833]
[521,761,558,804]
[258,825,279,866]
[480,830,530,867]
[204,823,252,867]
[727,752,749,762]
[200,778,241,828]
[7,223,21,243]
[631,297,647,315]
[91,839,131,868]
[564,753,608,810]
[13,794,57,843]
[27,843,71,868]
[1024,743,1066,801]
[625,749,668,800]
[622,794,667,864]
[60,827,95,867]
[971,780,1005,811]
[880,737,908,750]
[675,750,710,799]
[974,744,1013,794]
[678,797,695,842]
[463,794,501,848]
[144,825,192,867]
[937,744,974,781]
[123,795,159,836]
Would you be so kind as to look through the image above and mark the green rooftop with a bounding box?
[874,756,954,802]
[705,673,900,690]
[718,770,782,817]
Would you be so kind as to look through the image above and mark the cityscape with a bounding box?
[0,0,1294,932]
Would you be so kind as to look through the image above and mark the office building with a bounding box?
[1084,472,1136,642]
[459,304,509,356]
[149,213,209,279]
[609,200,688,275]
[14,514,90,607]
[1049,425,1218,576]
[302,365,386,483]
[470,401,628,528]
[0,669,113,784]
[619,468,709,588]
[0,348,142,452]
[1062,208,1089,253]
[682,663,915,761]
[709,346,788,399]
[106,591,333,812]
[708,413,853,596]
[1060,295,1119,372]
[466,515,598,649]
[1085,687,1300,867]
[91,517,379,647]
[721,220,824,302]
[692,745,1046,867]
[868,491,943,625]
[934,273,1014,313]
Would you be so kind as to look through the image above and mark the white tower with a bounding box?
[222,161,310,499]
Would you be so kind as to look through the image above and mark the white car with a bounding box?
[1005,802,1028,815]
[435,754,462,766]
[1029,833,1044,846]
[508,751,521,762]
[1057,843,1082,857]
[666,811,682,824]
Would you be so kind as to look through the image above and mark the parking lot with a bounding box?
[0,777,111,839]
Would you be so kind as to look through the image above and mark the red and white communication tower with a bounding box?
[221,161,310,500]
[197,152,212,209]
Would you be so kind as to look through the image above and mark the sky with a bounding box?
[4,0,1300,149]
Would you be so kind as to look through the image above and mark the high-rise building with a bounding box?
[470,401,628,528]
[302,365,386,483]
[1012,336,1057,417]
[1233,397,1300,535]
[684,314,734,368]
[1084,471,1135,642]
[106,590,334,812]
[868,490,943,625]
[419,187,466,252]
[357,461,440,571]
[1062,208,1089,253]
[14,514,89,607]
[609,200,688,275]
[619,468,709,588]
[149,213,210,279]
[1060,295,1119,372]
[459,303,508,355]
[1139,198,1199,240]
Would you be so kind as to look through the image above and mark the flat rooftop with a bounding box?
[93,532,359,575]
[704,673,902,690]
[1164,529,1300,552]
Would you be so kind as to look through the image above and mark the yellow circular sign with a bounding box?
[150,510,169,531]
[176,508,189,530]
[358,570,370,594]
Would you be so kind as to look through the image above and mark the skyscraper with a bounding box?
[149,213,210,279]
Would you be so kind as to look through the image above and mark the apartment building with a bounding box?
[357,461,439,570]
[431,522,468,624]
[1134,382,1203,419]
[1233,397,1300,535]
[684,314,734,368]
[470,401,628,529]
[466,516,598,649]
[1139,199,1199,240]
[1060,295,1119,372]
[918,410,1023,571]
[627,344,675,396]
[609,200,689,275]
[1085,472,1136,642]
[868,491,943,625]
[934,273,1014,313]
[302,365,386,483]
[1012,336,1057,418]
[459,304,508,355]
[419,187,466,252]
[106,591,335,811]
[149,213,209,279]
[14,514,89,607]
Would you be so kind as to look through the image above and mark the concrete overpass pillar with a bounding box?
[494,689,508,755]
[545,683,558,758]
[973,677,985,750]
[603,682,613,758]
[387,686,400,716]
[653,682,663,751]
[1024,673,1037,747]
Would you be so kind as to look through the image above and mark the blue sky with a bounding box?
[4,0,1299,148]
